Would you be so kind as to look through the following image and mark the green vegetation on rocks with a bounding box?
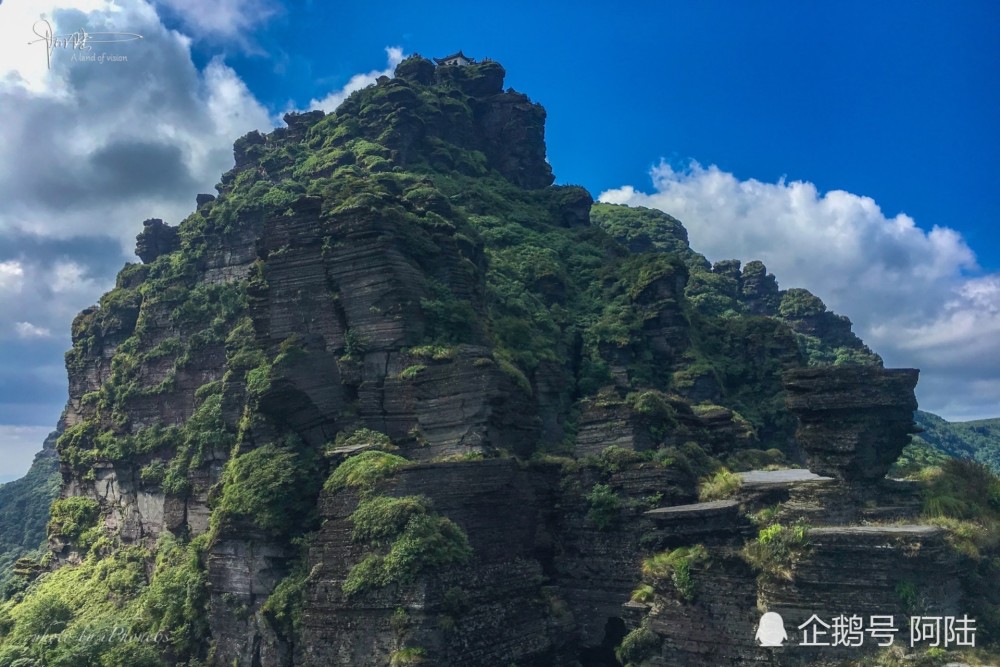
[343,495,472,597]
[641,545,708,602]
[324,451,410,494]
[741,521,810,580]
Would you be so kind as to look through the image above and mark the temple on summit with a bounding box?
[434,50,474,66]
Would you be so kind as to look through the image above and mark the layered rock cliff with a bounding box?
[0,55,996,667]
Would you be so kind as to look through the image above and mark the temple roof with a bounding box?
[434,50,473,65]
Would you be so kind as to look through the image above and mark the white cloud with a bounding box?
[0,0,412,444]
[51,260,93,294]
[0,261,24,292]
[600,160,1000,421]
[0,257,109,343]
[153,0,281,43]
[15,322,53,339]
[0,0,273,254]
[307,46,405,112]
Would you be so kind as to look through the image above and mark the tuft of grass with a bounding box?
[324,451,409,493]
[641,544,708,602]
[630,583,655,603]
[389,647,427,666]
[398,364,426,380]
[698,468,742,501]
[741,521,810,580]
[409,345,455,361]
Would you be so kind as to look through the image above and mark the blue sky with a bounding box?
[201,1,1000,268]
[0,0,997,479]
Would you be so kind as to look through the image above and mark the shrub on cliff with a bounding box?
[698,468,742,501]
[614,619,661,666]
[325,451,410,493]
[47,497,100,543]
[641,544,708,602]
[0,533,209,666]
[343,504,472,596]
[741,521,810,580]
[389,647,428,666]
[586,483,623,530]
[215,439,320,536]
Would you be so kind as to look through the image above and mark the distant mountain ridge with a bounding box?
[911,410,1000,472]
[0,424,61,595]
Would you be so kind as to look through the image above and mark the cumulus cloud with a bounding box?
[0,1,274,253]
[153,0,282,43]
[307,46,405,112]
[0,0,276,469]
[0,262,24,293]
[14,322,53,340]
[600,160,1000,421]
[0,0,410,475]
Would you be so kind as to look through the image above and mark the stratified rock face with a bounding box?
[784,366,919,481]
[301,460,564,667]
[740,259,781,315]
[15,53,971,667]
[134,218,180,263]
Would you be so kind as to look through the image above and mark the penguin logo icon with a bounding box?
[755,611,788,646]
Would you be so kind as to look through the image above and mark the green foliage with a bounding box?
[215,439,319,537]
[419,282,478,345]
[343,329,368,359]
[343,503,472,597]
[350,496,429,544]
[585,483,622,530]
[749,504,783,527]
[408,345,455,361]
[136,533,210,657]
[389,647,428,666]
[895,580,922,614]
[139,460,167,486]
[724,447,786,472]
[325,451,409,494]
[629,583,655,603]
[245,358,272,396]
[921,459,1000,524]
[741,521,810,580]
[698,468,742,501]
[912,410,1000,474]
[390,606,411,637]
[918,459,1000,564]
[0,533,208,665]
[652,441,716,480]
[625,390,676,419]
[0,445,60,597]
[261,563,309,641]
[328,428,398,454]
[614,621,660,666]
[594,445,651,475]
[47,498,100,542]
[778,288,826,318]
[398,364,426,380]
[892,438,951,478]
[590,203,696,261]
[641,545,708,602]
